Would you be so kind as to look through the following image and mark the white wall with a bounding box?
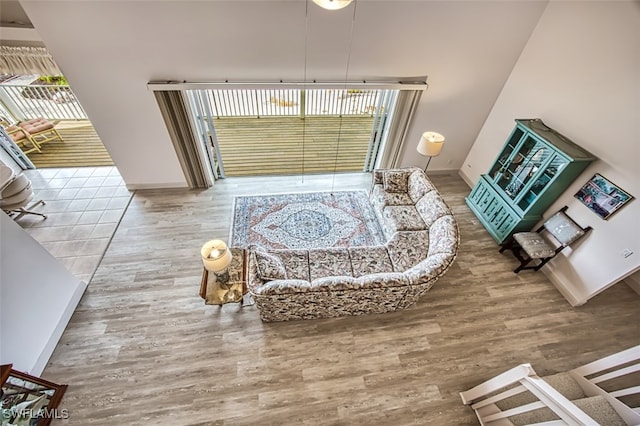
[19,0,546,188]
[462,1,640,305]
[0,212,87,375]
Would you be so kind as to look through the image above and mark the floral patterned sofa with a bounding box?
[247,168,459,322]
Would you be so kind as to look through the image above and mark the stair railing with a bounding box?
[569,344,640,425]
[460,363,599,426]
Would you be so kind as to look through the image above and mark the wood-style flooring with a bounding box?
[24,117,374,175]
[215,116,375,176]
[26,120,114,168]
[41,172,640,425]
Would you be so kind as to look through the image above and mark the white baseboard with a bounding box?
[458,169,474,188]
[424,168,460,176]
[627,279,640,296]
[624,273,640,296]
[541,269,586,307]
[126,181,188,190]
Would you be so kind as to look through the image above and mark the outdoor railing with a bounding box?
[204,89,381,118]
[0,84,381,123]
[0,84,88,121]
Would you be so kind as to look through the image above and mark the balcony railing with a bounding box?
[0,84,88,121]
[0,84,382,123]
[203,89,381,118]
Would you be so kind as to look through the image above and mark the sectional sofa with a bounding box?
[247,168,459,322]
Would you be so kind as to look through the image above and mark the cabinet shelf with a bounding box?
[466,119,595,244]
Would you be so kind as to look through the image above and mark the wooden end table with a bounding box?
[199,247,249,305]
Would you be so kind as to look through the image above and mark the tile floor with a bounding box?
[15,166,133,284]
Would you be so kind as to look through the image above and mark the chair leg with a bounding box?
[17,137,42,154]
[506,243,534,273]
[5,200,47,220]
[500,237,549,273]
[53,128,64,142]
[514,258,533,273]
[533,257,552,271]
[499,238,515,253]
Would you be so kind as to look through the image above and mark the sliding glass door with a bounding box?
[185,88,397,178]
[150,80,425,187]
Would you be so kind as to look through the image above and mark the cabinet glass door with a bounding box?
[516,154,568,211]
[489,128,524,180]
[494,136,552,199]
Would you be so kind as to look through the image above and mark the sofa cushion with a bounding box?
[386,230,430,271]
[254,250,287,280]
[271,249,310,281]
[19,118,54,133]
[6,125,28,141]
[415,190,451,227]
[355,272,409,289]
[383,170,410,193]
[253,279,313,295]
[383,206,426,233]
[348,246,394,277]
[428,215,459,256]
[371,185,413,209]
[310,276,359,291]
[308,248,353,281]
[408,170,436,203]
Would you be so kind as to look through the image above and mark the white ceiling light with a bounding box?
[312,0,353,10]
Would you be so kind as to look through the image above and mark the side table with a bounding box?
[1,364,68,425]
[199,247,249,305]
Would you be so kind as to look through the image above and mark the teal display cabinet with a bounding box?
[466,119,596,244]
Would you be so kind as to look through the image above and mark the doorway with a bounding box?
[0,74,113,169]
[185,88,397,178]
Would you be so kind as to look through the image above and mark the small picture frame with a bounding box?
[574,173,634,220]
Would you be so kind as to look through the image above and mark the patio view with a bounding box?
[1,75,387,176]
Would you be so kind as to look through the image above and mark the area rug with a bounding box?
[230,191,384,250]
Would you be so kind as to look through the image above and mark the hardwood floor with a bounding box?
[215,116,375,176]
[23,116,374,175]
[26,120,114,168]
[42,172,640,425]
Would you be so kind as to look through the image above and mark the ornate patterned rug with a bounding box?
[230,191,384,250]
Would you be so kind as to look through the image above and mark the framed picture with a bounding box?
[574,174,634,220]
[1,364,68,425]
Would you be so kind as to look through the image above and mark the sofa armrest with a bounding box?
[372,169,385,185]
[247,250,267,292]
[403,252,455,285]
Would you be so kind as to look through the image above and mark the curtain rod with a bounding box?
[147,80,428,91]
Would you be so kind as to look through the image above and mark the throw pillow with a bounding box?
[383,170,409,193]
[255,250,287,281]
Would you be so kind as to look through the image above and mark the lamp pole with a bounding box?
[424,156,433,173]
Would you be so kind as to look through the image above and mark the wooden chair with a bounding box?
[17,117,64,147]
[499,206,592,273]
[0,120,42,154]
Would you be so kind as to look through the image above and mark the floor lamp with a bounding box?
[417,131,445,172]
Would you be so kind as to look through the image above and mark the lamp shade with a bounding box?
[417,131,445,157]
[201,240,232,272]
[312,0,353,10]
